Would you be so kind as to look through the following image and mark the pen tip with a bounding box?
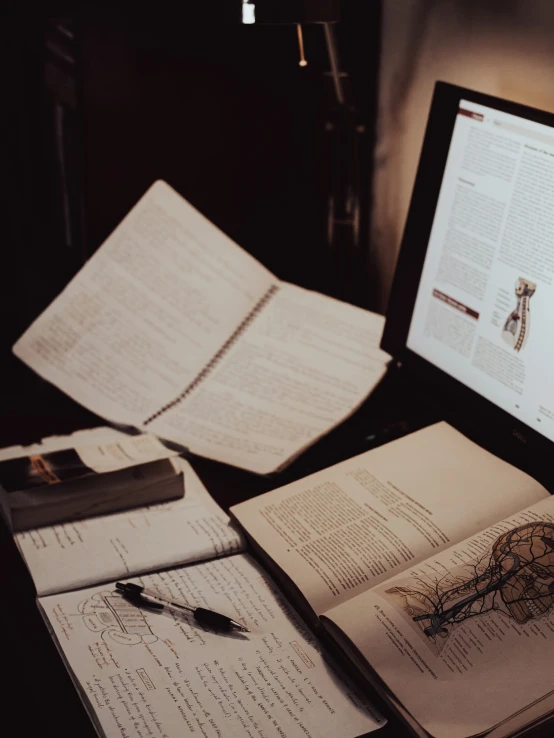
[241,626,250,633]
[115,582,126,591]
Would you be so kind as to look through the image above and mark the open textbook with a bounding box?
[231,422,554,738]
[17,429,385,738]
[13,180,390,474]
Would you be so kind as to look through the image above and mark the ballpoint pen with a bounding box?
[115,582,250,633]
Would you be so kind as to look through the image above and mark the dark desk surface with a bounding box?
[1,370,552,738]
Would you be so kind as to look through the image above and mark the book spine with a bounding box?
[143,284,279,425]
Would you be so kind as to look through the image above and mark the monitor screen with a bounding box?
[404,96,554,442]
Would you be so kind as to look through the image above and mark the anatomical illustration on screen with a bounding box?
[501,277,536,352]
[384,522,554,652]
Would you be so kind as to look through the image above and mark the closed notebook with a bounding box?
[0,430,183,531]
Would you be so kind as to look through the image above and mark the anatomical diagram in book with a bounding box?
[384,522,554,652]
[501,277,536,352]
[78,591,158,645]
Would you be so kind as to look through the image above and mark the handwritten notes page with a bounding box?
[40,554,384,738]
[150,282,389,474]
[17,456,244,596]
[13,181,390,474]
[13,181,276,427]
[231,422,549,616]
[323,495,554,738]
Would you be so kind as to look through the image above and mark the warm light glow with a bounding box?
[242,1,255,25]
[296,24,308,67]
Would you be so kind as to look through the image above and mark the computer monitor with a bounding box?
[382,82,554,485]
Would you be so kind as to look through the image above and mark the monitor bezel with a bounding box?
[381,81,554,488]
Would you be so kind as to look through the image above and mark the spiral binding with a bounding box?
[143,284,279,425]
